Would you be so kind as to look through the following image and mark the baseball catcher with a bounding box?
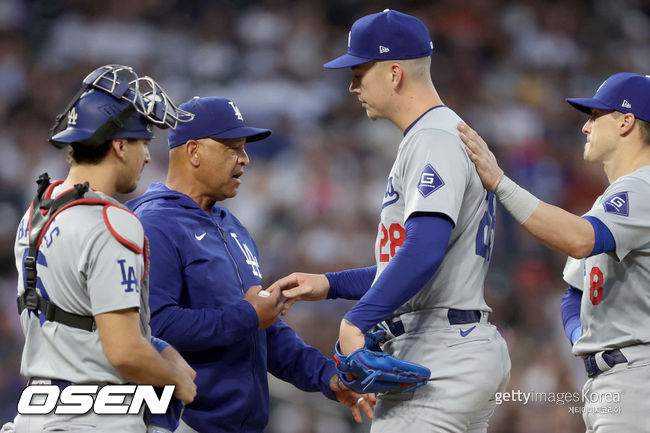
[9,64,195,433]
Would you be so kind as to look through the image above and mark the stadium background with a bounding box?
[0,0,648,432]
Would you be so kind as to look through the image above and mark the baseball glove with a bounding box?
[333,330,431,394]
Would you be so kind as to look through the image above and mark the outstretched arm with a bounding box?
[266,321,375,423]
[269,266,376,313]
[458,122,596,259]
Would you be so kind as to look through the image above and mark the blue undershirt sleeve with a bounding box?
[343,213,454,333]
[150,336,170,353]
[561,285,582,345]
[583,216,616,256]
[325,266,376,300]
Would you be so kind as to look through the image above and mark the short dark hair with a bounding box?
[67,138,140,165]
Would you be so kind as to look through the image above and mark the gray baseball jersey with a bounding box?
[563,166,650,355]
[376,106,494,317]
[14,183,150,384]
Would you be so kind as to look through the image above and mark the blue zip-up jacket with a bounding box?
[127,183,337,433]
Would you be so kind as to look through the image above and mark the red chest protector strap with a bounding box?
[17,173,119,332]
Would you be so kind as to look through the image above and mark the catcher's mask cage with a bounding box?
[49,64,194,149]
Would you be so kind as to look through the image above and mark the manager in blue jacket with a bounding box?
[127,96,374,433]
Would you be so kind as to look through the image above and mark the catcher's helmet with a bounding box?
[49,64,193,149]
[50,89,154,146]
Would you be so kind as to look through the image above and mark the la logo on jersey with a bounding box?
[603,192,629,216]
[230,233,261,278]
[117,259,139,293]
[382,176,399,210]
[417,164,445,198]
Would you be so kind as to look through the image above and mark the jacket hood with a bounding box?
[127,182,203,212]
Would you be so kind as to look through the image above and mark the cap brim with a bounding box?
[211,126,271,143]
[565,97,613,115]
[324,53,374,69]
[51,127,154,145]
[50,128,95,145]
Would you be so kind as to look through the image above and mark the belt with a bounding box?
[28,378,72,388]
[584,349,628,377]
[386,309,482,337]
[27,378,117,388]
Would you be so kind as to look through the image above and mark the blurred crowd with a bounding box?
[0,0,648,431]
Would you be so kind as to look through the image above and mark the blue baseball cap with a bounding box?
[324,9,433,69]
[168,96,271,149]
[566,73,650,122]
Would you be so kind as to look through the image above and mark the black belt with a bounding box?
[387,309,482,337]
[584,349,628,377]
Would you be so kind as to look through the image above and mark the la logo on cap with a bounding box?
[68,107,78,126]
[228,101,244,121]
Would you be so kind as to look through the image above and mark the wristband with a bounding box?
[495,175,540,224]
[570,326,582,345]
[151,336,170,353]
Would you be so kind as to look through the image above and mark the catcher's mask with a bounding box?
[49,64,194,149]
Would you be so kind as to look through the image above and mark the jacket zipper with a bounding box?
[218,226,245,295]
[218,224,257,430]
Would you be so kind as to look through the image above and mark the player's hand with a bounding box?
[160,345,197,404]
[457,121,504,192]
[173,371,197,405]
[161,345,197,381]
[329,374,376,423]
[243,284,284,330]
[267,272,330,315]
[339,319,365,355]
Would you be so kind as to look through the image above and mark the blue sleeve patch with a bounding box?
[417,164,445,198]
[602,192,629,216]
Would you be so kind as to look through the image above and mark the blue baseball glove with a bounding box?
[333,330,431,394]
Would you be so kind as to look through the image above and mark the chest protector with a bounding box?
[17,173,148,331]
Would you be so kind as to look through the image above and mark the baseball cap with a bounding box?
[323,9,433,69]
[168,96,271,149]
[566,73,650,122]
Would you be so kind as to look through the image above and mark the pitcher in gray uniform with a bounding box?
[271,10,510,433]
[8,65,197,433]
[459,72,650,432]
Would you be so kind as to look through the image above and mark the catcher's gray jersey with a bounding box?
[563,166,650,355]
[14,184,150,384]
[377,106,495,317]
